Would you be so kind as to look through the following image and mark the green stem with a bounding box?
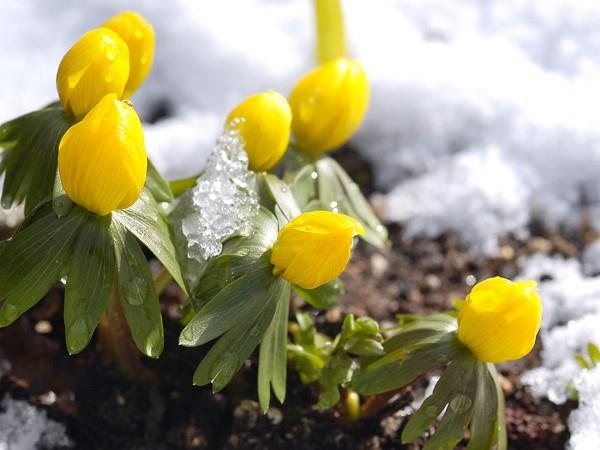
[314,0,347,64]
[98,281,154,382]
[154,266,173,296]
[169,174,199,198]
[345,389,361,420]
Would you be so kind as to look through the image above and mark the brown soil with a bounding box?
[0,149,583,449]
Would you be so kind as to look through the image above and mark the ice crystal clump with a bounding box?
[175,129,258,262]
[0,394,72,449]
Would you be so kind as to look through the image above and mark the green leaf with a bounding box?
[192,276,287,392]
[113,188,186,293]
[111,221,164,358]
[466,362,498,450]
[290,164,320,210]
[221,206,279,257]
[293,278,344,309]
[187,206,278,309]
[318,386,341,410]
[258,281,291,412]
[0,205,81,326]
[146,158,174,204]
[64,212,115,355]
[588,342,600,364]
[489,364,507,450]
[169,174,198,198]
[52,172,74,218]
[402,359,473,443]
[352,332,460,395]
[0,104,75,212]
[422,365,477,450]
[316,157,388,248]
[190,253,271,310]
[345,338,384,356]
[259,173,301,221]
[383,316,458,355]
[575,354,592,369]
[180,262,274,347]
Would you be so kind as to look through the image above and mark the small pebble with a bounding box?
[34,320,52,334]
[39,391,57,406]
[424,274,441,290]
[528,237,552,253]
[465,274,476,286]
[116,392,126,406]
[500,245,515,260]
[370,253,389,278]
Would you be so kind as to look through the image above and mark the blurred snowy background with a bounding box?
[2,0,600,448]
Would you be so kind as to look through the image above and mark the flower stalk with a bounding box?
[314,0,347,64]
[98,281,155,382]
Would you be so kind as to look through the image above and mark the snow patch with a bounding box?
[568,366,600,450]
[0,395,71,450]
[518,254,600,449]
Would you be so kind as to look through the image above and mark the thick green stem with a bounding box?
[345,389,361,420]
[314,0,347,64]
[98,282,154,382]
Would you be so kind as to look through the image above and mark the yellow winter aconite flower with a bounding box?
[57,28,130,118]
[289,58,369,155]
[58,94,147,216]
[457,277,542,363]
[226,91,292,171]
[103,11,155,98]
[270,211,364,289]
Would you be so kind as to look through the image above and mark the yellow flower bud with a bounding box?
[103,11,155,98]
[57,28,130,118]
[457,277,542,363]
[270,211,364,289]
[226,91,292,171]
[58,94,147,216]
[289,58,369,155]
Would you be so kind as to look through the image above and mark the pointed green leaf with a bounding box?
[316,157,388,248]
[52,171,74,218]
[0,205,81,326]
[187,206,278,309]
[113,188,186,293]
[190,253,272,310]
[192,276,287,392]
[489,364,507,450]
[293,278,344,309]
[422,364,477,450]
[352,332,460,395]
[260,173,300,221]
[345,338,384,356]
[180,262,273,347]
[258,281,291,412]
[146,159,174,204]
[220,206,279,257]
[0,105,74,212]
[290,164,320,210]
[169,174,199,198]
[402,360,471,443]
[64,212,115,354]
[383,317,458,355]
[466,362,498,450]
[317,386,341,410]
[588,342,600,364]
[112,221,164,358]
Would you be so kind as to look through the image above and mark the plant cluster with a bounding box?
[0,4,545,449]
